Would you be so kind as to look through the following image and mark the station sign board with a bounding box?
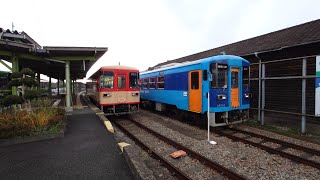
[316,56,320,116]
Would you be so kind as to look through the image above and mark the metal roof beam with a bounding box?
[0,59,12,71]
[18,53,43,61]
[50,56,96,61]
[0,50,11,57]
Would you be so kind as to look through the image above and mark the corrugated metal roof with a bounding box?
[155,19,320,68]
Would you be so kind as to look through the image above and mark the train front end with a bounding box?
[205,55,250,127]
[97,66,140,115]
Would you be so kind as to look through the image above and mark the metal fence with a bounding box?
[249,55,320,134]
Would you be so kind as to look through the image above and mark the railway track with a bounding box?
[216,128,320,170]
[111,116,247,180]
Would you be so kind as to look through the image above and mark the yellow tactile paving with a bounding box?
[98,115,114,133]
[118,142,130,152]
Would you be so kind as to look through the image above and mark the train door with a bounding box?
[231,68,240,108]
[188,70,202,113]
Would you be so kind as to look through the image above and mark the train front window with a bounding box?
[129,72,139,88]
[210,63,228,88]
[118,75,126,89]
[243,67,249,89]
[100,71,114,89]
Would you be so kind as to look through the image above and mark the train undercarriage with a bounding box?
[141,100,249,127]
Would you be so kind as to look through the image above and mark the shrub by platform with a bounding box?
[0,107,66,144]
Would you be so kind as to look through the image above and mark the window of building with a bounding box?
[129,72,139,88]
[142,78,148,89]
[157,76,164,89]
[210,63,228,88]
[100,71,114,89]
[118,75,126,89]
[191,72,199,89]
[149,77,155,89]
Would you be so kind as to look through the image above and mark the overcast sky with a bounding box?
[0,0,319,81]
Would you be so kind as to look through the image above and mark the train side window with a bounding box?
[243,67,249,89]
[118,75,126,89]
[157,76,164,89]
[149,77,155,89]
[129,72,139,88]
[210,63,228,88]
[142,78,148,89]
[191,72,199,89]
[100,71,114,89]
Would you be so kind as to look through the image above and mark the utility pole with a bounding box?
[12,22,14,31]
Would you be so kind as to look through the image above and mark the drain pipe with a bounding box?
[207,92,217,145]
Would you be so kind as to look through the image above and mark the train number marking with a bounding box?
[183,92,188,96]
[118,98,126,102]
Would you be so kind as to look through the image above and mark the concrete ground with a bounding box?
[0,106,133,179]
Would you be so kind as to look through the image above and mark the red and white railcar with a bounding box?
[86,65,140,115]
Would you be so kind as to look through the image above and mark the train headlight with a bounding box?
[245,93,252,98]
[132,92,139,96]
[103,93,112,97]
[217,94,227,100]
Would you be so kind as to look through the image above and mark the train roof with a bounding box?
[99,65,139,71]
[89,65,139,79]
[141,55,248,75]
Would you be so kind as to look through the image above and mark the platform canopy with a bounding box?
[0,28,108,80]
[0,28,108,112]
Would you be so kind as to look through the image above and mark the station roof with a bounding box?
[0,28,108,80]
[155,19,320,68]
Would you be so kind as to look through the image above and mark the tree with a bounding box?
[8,68,37,100]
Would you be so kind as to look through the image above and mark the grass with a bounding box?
[31,121,65,136]
[0,107,65,139]
[244,120,320,145]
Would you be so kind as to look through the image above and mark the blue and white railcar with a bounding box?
[140,55,250,127]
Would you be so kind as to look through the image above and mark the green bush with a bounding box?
[11,72,22,78]
[31,98,52,107]
[20,68,35,77]
[24,90,40,100]
[2,95,23,106]
[8,79,20,88]
[20,77,38,87]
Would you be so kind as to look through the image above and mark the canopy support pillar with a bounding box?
[48,76,52,96]
[11,54,19,95]
[57,78,60,95]
[65,61,73,112]
[37,72,40,90]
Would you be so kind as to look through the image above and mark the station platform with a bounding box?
[0,100,133,179]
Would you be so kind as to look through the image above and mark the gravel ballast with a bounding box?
[127,110,320,180]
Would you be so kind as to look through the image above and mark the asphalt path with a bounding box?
[0,103,133,179]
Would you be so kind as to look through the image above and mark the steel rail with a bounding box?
[127,118,247,180]
[112,119,191,180]
[231,128,320,156]
[216,130,320,170]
